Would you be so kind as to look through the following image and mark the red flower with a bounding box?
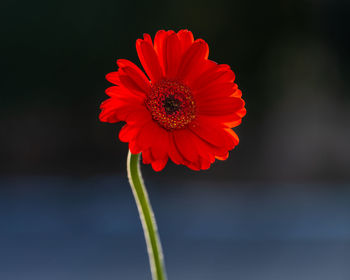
[100,30,246,171]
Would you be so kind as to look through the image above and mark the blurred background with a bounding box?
[1,0,350,279]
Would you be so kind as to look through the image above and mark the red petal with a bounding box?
[191,64,235,91]
[164,33,182,78]
[198,115,243,128]
[125,107,152,124]
[236,107,247,118]
[100,93,150,124]
[136,40,163,82]
[215,152,229,161]
[143,33,153,46]
[154,30,176,74]
[168,131,211,171]
[151,158,168,171]
[194,83,237,100]
[116,59,150,94]
[99,86,145,123]
[105,86,144,100]
[184,131,214,170]
[131,121,163,153]
[150,127,170,160]
[173,130,200,167]
[105,72,120,85]
[177,30,194,56]
[191,117,239,150]
[198,97,245,116]
[129,140,142,155]
[99,104,120,123]
[225,128,239,145]
[120,120,154,154]
[128,120,170,171]
[177,39,209,84]
[119,124,143,154]
[168,133,185,165]
[233,88,243,98]
[142,149,153,164]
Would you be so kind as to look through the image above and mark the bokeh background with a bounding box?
[1,0,350,279]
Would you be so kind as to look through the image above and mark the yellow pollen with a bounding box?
[145,79,196,130]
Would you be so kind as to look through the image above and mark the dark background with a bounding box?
[1,0,350,279]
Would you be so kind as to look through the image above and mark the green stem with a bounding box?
[127,151,167,280]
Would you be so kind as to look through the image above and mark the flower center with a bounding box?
[145,79,196,130]
[163,96,181,115]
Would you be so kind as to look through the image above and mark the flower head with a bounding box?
[100,30,246,171]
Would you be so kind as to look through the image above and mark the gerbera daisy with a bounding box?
[100,29,246,171]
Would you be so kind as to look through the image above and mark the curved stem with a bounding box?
[127,151,167,280]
